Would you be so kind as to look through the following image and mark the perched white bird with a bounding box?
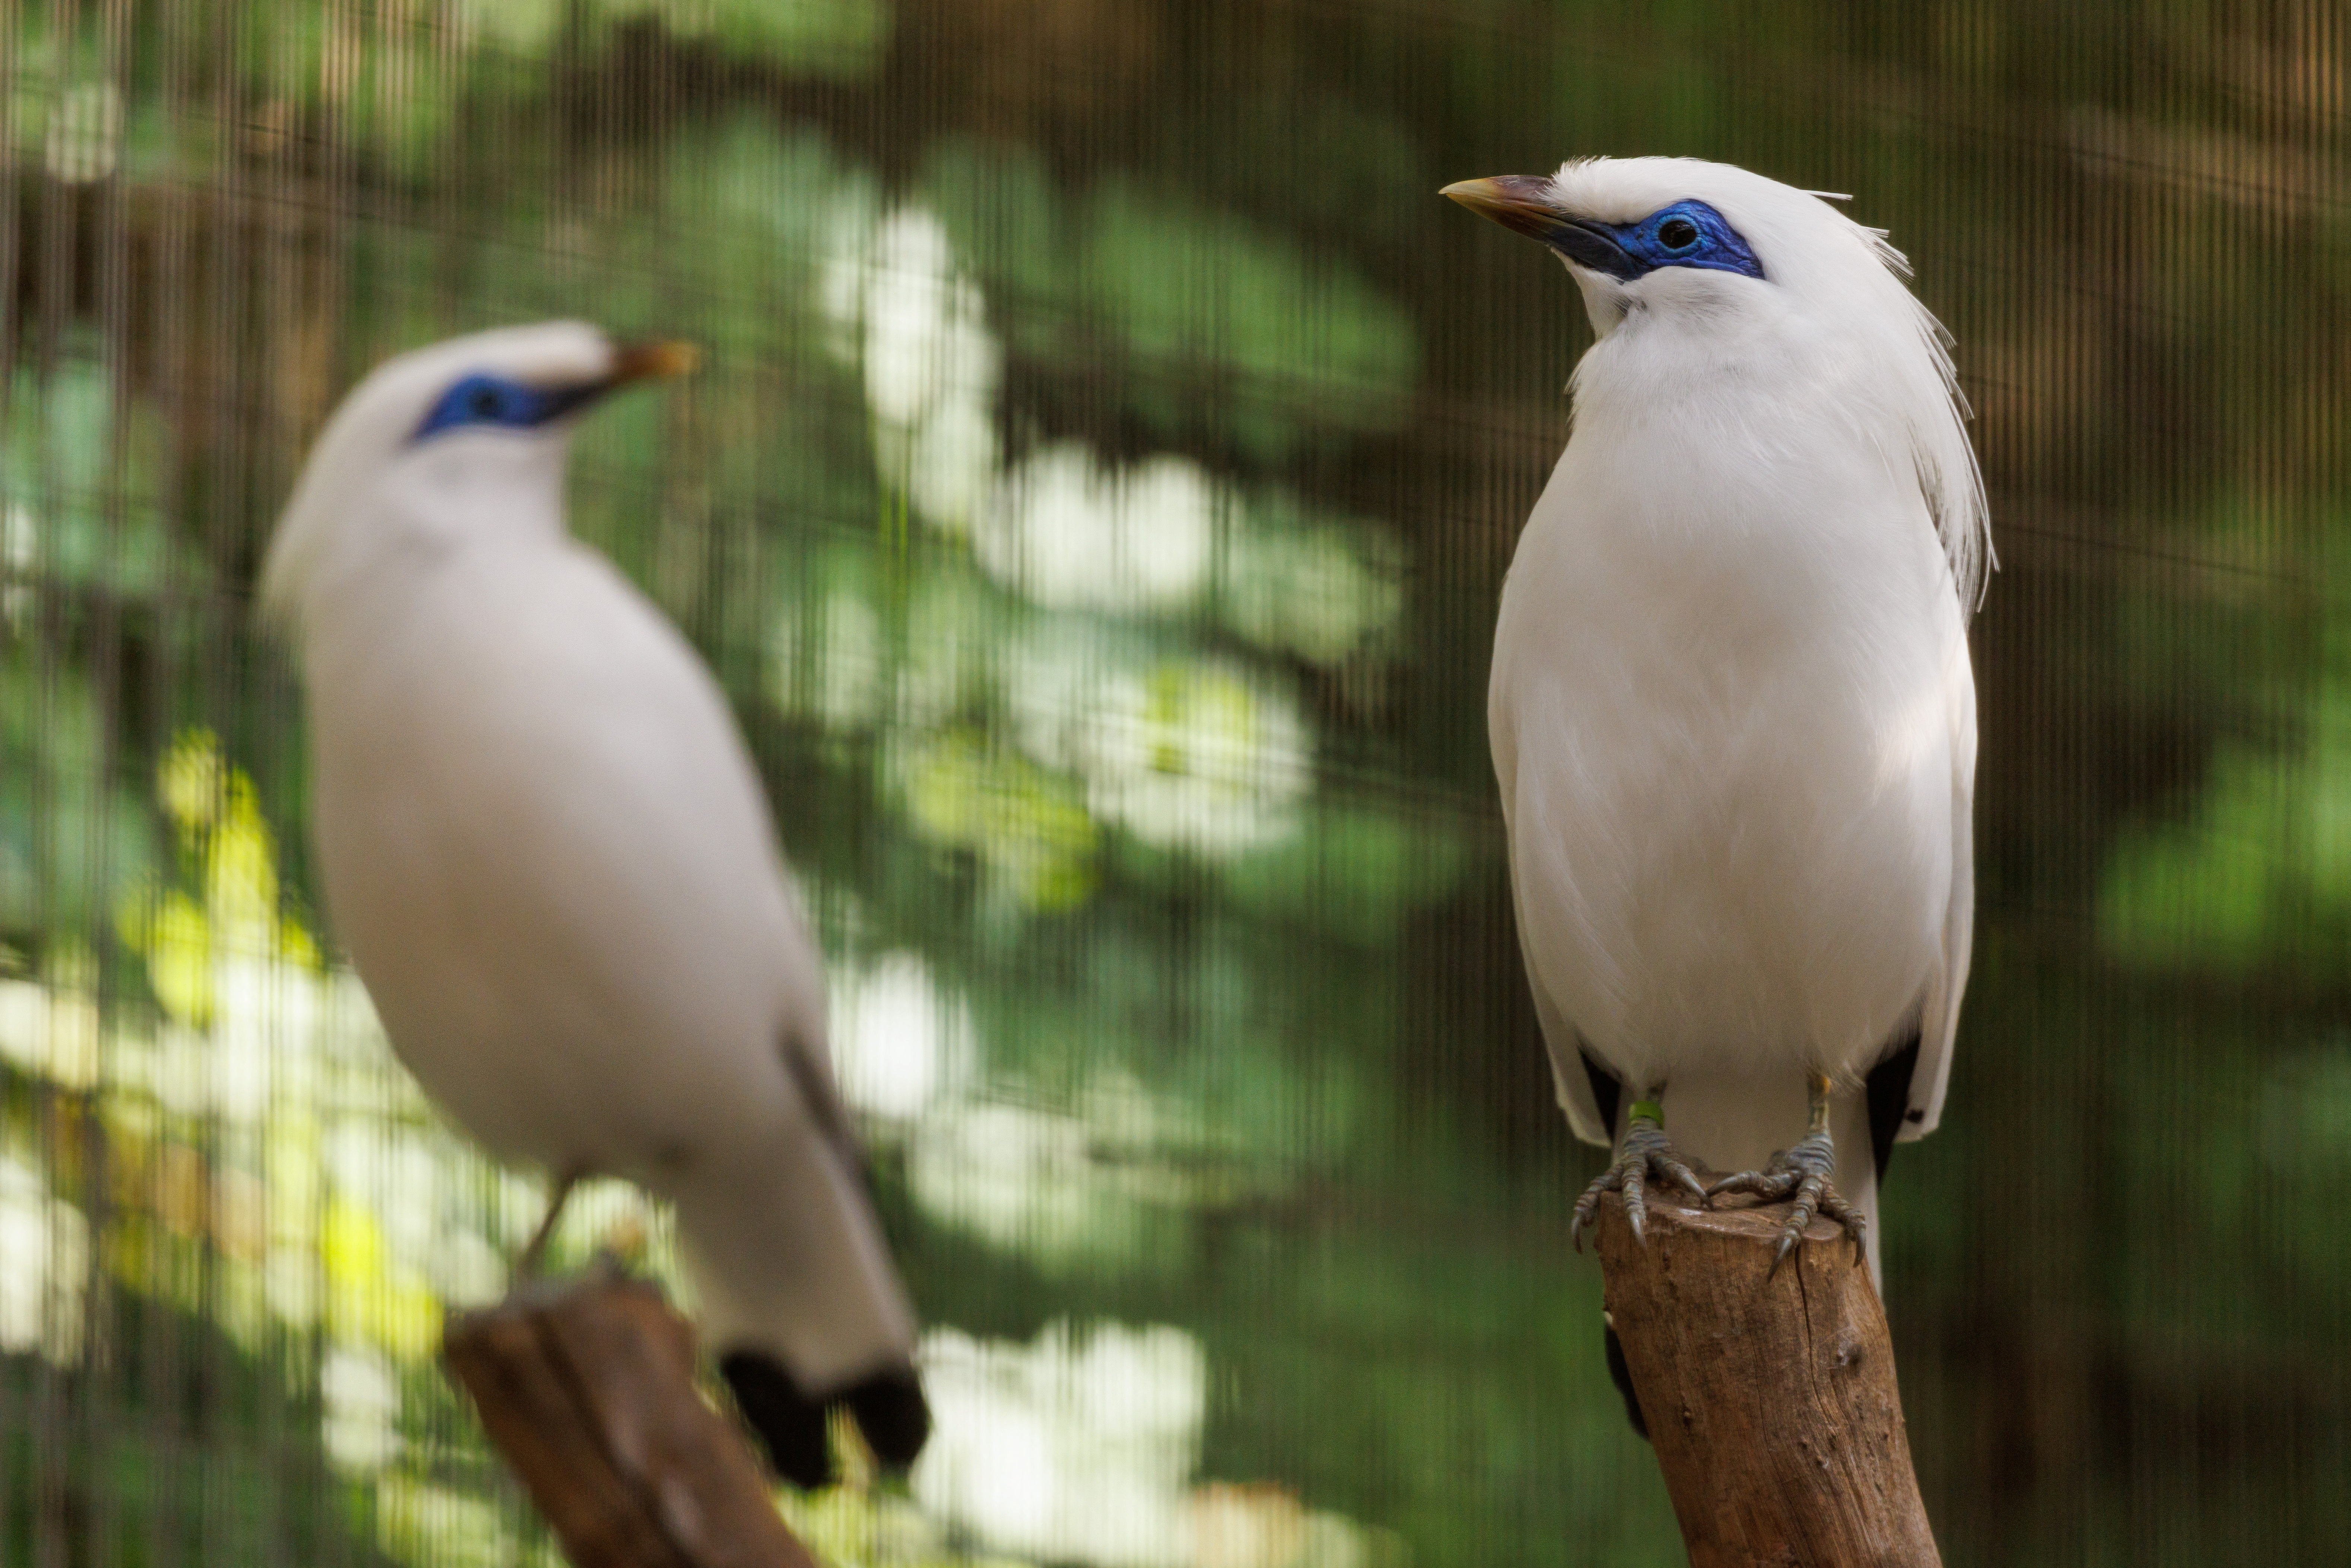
[263,322,928,1486]
[1446,160,1985,1298]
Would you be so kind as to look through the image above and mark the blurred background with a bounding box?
[3,1,2348,1564]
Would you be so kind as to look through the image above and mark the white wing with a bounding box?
[309,541,915,1390]
[1490,632,1614,1148]
[1897,631,1976,1141]
[1516,876,1616,1147]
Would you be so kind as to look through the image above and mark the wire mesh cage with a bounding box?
[2,2,2348,1565]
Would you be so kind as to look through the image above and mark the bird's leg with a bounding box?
[1705,1073,1866,1270]
[1572,1094,1706,1252]
[515,1167,584,1282]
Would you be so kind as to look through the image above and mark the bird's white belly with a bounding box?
[1497,477,1956,1095]
[305,574,804,1180]
[317,780,797,1177]
[1518,697,1944,1089]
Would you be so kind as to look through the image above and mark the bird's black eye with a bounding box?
[1658,217,1700,251]
[468,385,504,419]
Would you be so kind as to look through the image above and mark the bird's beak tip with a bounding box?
[611,340,699,384]
[1440,175,1561,239]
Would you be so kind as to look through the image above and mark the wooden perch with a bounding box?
[1595,1182,1941,1568]
[443,1262,820,1568]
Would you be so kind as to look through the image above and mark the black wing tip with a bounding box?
[718,1350,933,1488]
[1865,1032,1924,1182]
[1602,1320,1649,1442]
[1580,1050,1623,1139]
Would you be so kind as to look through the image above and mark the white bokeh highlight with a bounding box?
[831,951,977,1122]
[916,1319,1208,1568]
[976,445,1221,614]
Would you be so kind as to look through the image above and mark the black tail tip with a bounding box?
[718,1351,933,1489]
[719,1352,834,1488]
[842,1365,932,1469]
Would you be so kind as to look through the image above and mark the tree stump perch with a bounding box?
[443,1262,820,1568]
[440,1199,1939,1566]
[1595,1181,1941,1567]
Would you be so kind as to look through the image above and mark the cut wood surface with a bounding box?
[443,1263,819,1568]
[1595,1181,1941,1568]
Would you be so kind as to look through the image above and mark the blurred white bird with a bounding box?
[263,322,927,1487]
[1447,159,1985,1301]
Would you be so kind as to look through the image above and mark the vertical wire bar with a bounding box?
[80,1,135,1564]
[249,3,299,1547]
[300,4,359,1557]
[196,0,249,1556]
[0,0,20,1544]
[28,0,81,1548]
[142,6,193,1561]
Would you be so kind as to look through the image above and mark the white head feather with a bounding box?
[261,321,626,631]
[1461,156,1991,613]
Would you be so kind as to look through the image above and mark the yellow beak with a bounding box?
[609,340,699,384]
[1440,176,1566,242]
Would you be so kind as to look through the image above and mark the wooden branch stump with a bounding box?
[443,1262,819,1568]
[1595,1181,1941,1568]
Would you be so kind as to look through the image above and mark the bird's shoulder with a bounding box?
[503,544,707,673]
[394,544,733,730]
[321,541,760,816]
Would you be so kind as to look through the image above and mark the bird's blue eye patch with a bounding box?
[413,372,605,442]
[1621,201,1761,279]
[1542,200,1764,284]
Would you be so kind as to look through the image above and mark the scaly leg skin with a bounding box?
[1573,1096,1706,1253]
[515,1167,584,1282]
[1705,1073,1867,1271]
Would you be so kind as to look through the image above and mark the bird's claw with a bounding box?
[1704,1132,1866,1271]
[1573,1120,1706,1252]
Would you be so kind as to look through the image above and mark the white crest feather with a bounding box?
[1853,221,1994,611]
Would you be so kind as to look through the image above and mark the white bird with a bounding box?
[262,322,928,1487]
[1445,160,1985,1301]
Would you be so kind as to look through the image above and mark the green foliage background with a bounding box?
[2,1,2347,1564]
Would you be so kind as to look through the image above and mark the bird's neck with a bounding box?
[1577,302,1931,463]
[289,480,569,651]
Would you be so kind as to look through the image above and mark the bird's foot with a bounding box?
[1573,1113,1706,1252]
[1705,1130,1866,1270]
